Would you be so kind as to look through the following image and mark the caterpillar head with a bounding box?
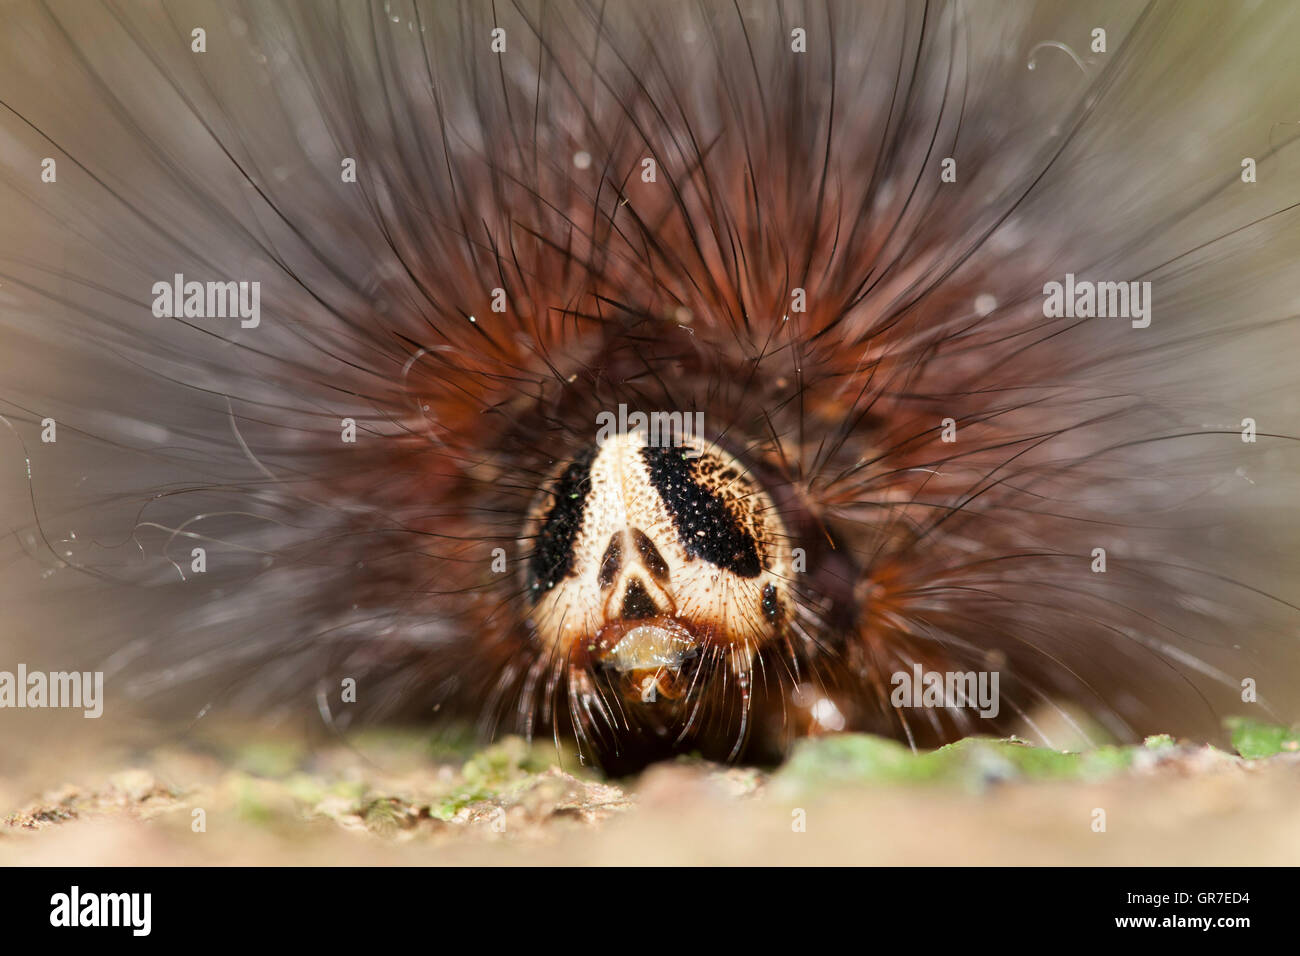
[523,431,791,713]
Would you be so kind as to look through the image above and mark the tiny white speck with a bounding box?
[810,697,846,731]
[974,293,997,316]
[573,150,592,170]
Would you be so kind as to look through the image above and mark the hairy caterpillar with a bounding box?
[2,0,1299,774]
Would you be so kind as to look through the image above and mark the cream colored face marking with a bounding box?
[524,431,790,684]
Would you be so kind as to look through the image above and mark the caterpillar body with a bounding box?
[2,0,1300,773]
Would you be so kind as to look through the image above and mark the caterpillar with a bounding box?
[2,0,1299,775]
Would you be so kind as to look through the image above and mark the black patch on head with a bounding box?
[762,583,780,624]
[598,532,623,590]
[620,577,659,620]
[528,446,596,602]
[630,527,670,584]
[640,447,761,577]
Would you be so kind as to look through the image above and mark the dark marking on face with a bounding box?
[620,577,659,619]
[630,527,670,584]
[640,446,761,577]
[762,583,780,624]
[528,446,596,601]
[597,532,622,590]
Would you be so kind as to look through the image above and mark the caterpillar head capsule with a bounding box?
[523,431,790,708]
